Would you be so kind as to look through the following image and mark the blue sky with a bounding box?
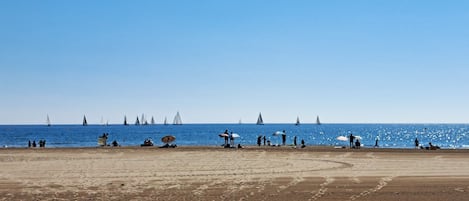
[1,0,468,124]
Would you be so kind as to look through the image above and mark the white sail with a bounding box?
[164,117,168,125]
[46,115,51,127]
[257,113,264,125]
[295,116,300,125]
[151,116,155,125]
[316,116,321,125]
[173,112,182,125]
[124,115,128,126]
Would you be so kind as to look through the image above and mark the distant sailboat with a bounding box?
[316,116,321,125]
[239,119,242,124]
[151,116,155,125]
[124,116,128,126]
[295,116,300,126]
[173,112,182,125]
[83,115,88,126]
[257,113,264,125]
[163,117,168,125]
[46,115,51,127]
[142,114,148,125]
[135,116,140,125]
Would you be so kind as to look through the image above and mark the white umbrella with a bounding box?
[336,136,348,141]
[354,136,362,140]
[273,131,284,136]
[231,133,240,138]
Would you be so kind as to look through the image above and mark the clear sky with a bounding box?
[1,0,468,124]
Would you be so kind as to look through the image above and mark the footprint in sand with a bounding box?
[349,176,394,201]
[309,177,334,201]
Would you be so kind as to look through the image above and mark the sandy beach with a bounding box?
[1,146,469,201]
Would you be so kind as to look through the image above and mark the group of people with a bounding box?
[222,130,241,148]
[349,133,361,149]
[256,131,306,148]
[28,140,46,148]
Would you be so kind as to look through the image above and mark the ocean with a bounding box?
[1,124,468,149]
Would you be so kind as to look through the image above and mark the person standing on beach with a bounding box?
[263,136,266,146]
[257,136,262,146]
[414,138,419,149]
[374,136,380,148]
[223,130,229,147]
[282,130,286,146]
[293,136,297,146]
[28,140,31,148]
[349,133,355,148]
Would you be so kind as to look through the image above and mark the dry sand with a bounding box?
[1,146,469,201]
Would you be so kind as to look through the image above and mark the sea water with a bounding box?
[0,124,468,149]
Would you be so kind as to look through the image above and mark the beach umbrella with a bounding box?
[273,131,284,136]
[231,133,240,138]
[354,136,362,140]
[161,135,176,144]
[219,133,229,137]
[336,136,348,141]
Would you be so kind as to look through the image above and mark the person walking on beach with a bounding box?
[349,133,355,148]
[301,139,305,148]
[374,136,380,148]
[28,140,31,148]
[414,138,419,149]
[263,136,266,146]
[257,135,262,146]
[281,130,286,146]
[293,136,297,146]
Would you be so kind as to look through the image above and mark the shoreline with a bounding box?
[4,144,469,153]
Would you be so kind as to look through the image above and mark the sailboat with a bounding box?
[163,117,168,125]
[142,114,148,125]
[256,113,264,125]
[151,116,155,125]
[295,116,300,126]
[135,116,140,125]
[316,116,321,125]
[124,115,128,126]
[83,115,88,126]
[239,119,242,124]
[173,112,182,125]
[46,115,51,127]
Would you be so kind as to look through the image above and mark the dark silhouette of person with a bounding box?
[223,130,229,147]
[32,140,36,147]
[355,139,361,149]
[349,133,355,148]
[414,138,419,148]
[230,132,234,147]
[257,136,262,146]
[293,136,297,146]
[28,140,31,148]
[263,136,266,146]
[374,136,379,148]
[301,139,305,148]
[281,130,286,146]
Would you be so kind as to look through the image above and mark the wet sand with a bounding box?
[1,146,469,200]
